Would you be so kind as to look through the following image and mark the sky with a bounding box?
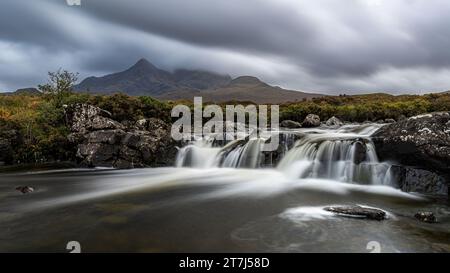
[1,0,450,94]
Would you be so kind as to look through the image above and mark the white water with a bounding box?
[175,124,394,186]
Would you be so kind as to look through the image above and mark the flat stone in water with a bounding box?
[323,205,386,221]
[15,186,34,194]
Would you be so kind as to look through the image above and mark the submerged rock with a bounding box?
[15,186,34,194]
[324,205,386,220]
[325,116,343,127]
[281,120,302,128]
[302,114,321,128]
[414,212,437,223]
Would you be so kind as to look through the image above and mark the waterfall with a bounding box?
[175,124,393,186]
[175,138,222,168]
[277,125,392,184]
[176,137,268,169]
[221,138,265,168]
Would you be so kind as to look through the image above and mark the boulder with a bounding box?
[389,165,448,196]
[85,129,126,145]
[67,104,177,168]
[66,103,123,133]
[302,114,321,128]
[280,120,302,129]
[372,112,450,182]
[385,118,396,123]
[415,212,437,223]
[352,140,367,164]
[325,116,343,127]
[16,186,34,194]
[324,205,386,220]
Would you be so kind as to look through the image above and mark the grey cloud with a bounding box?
[0,0,450,94]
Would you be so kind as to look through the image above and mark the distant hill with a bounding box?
[1,87,41,96]
[159,76,321,103]
[74,58,323,103]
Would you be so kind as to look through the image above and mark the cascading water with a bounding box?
[176,137,269,169]
[175,124,393,186]
[5,123,447,253]
[175,138,222,168]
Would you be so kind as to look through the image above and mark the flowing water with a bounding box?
[0,124,449,252]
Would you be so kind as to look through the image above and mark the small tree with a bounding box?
[38,69,79,107]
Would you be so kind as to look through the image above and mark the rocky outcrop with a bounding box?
[302,114,321,128]
[67,104,177,168]
[280,120,302,128]
[65,104,123,134]
[389,165,448,195]
[372,112,450,187]
[325,116,343,127]
[324,205,386,220]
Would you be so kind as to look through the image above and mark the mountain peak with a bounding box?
[131,58,157,70]
[231,76,262,85]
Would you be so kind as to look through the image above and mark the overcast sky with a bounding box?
[1,0,450,94]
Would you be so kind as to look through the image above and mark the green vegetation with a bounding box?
[1,70,450,165]
[0,69,174,165]
[0,92,174,164]
[280,93,450,123]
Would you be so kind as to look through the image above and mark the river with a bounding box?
[0,124,449,252]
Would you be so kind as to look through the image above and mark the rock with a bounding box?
[67,104,177,168]
[353,140,367,164]
[324,205,386,220]
[397,115,406,121]
[389,165,448,195]
[385,118,396,123]
[86,129,126,145]
[16,186,34,194]
[372,112,450,184]
[77,143,119,167]
[325,116,343,127]
[90,116,124,131]
[280,120,302,128]
[135,119,148,130]
[302,114,321,128]
[414,212,437,223]
[66,103,122,134]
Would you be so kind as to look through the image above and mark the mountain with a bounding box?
[74,58,231,96]
[1,87,41,96]
[159,76,321,103]
[74,58,323,103]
